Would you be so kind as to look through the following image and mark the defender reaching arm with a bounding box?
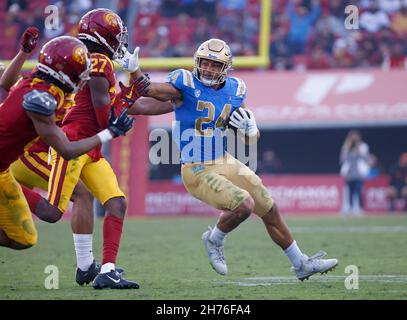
[0,27,39,91]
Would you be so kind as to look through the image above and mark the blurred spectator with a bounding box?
[340,130,371,215]
[148,24,171,57]
[332,37,357,68]
[306,45,332,69]
[257,150,283,174]
[360,1,390,33]
[220,0,247,11]
[161,0,179,17]
[192,18,211,45]
[387,152,407,212]
[67,0,94,16]
[327,0,350,19]
[382,41,407,69]
[1,0,406,71]
[198,0,217,24]
[6,0,28,11]
[354,34,385,67]
[285,0,321,55]
[270,27,293,69]
[366,154,385,179]
[314,8,346,38]
[391,4,407,35]
[378,0,403,14]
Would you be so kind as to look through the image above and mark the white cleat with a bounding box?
[202,226,228,275]
[292,250,338,281]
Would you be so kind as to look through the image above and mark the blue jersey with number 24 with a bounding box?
[167,69,247,163]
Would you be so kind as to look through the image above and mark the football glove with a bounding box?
[108,107,134,137]
[20,27,39,53]
[228,107,258,137]
[116,75,150,108]
[116,47,140,73]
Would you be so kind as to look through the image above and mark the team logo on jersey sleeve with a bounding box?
[73,46,86,65]
[194,89,201,98]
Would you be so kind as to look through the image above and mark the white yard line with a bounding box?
[216,275,407,286]
[290,226,407,233]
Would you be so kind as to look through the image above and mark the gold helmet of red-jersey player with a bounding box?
[37,36,92,93]
[78,8,128,59]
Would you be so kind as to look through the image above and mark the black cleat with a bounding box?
[76,260,100,286]
[92,270,139,289]
[76,261,126,286]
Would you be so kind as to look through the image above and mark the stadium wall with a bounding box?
[109,69,406,216]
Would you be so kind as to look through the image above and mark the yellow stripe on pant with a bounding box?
[10,151,50,191]
[48,149,125,213]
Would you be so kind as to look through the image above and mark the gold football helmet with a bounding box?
[193,38,232,86]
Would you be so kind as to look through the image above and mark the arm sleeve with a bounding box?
[22,89,57,116]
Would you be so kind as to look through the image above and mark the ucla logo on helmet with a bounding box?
[194,89,201,98]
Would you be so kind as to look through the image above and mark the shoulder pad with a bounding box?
[230,77,247,98]
[23,89,57,116]
[167,69,195,89]
[90,53,114,77]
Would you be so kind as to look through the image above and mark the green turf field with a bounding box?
[1,215,407,300]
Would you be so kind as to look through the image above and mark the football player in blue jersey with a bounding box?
[118,39,338,281]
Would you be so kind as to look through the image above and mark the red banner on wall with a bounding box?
[261,175,343,213]
[146,175,345,215]
[363,176,390,213]
[148,69,407,129]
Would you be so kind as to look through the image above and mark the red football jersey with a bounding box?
[62,53,116,161]
[0,77,66,171]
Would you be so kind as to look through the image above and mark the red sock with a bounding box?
[21,185,42,212]
[102,215,124,265]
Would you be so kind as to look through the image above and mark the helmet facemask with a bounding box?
[195,57,229,86]
[90,26,128,60]
[74,57,92,93]
[113,28,128,59]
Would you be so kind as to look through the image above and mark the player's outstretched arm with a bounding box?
[127,97,173,115]
[0,51,28,91]
[24,89,134,160]
[28,111,105,160]
[143,82,182,102]
[28,109,133,160]
[116,47,182,102]
[0,27,39,91]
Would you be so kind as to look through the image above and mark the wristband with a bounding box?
[97,129,114,143]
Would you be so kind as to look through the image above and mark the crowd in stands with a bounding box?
[271,0,407,70]
[1,0,406,70]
